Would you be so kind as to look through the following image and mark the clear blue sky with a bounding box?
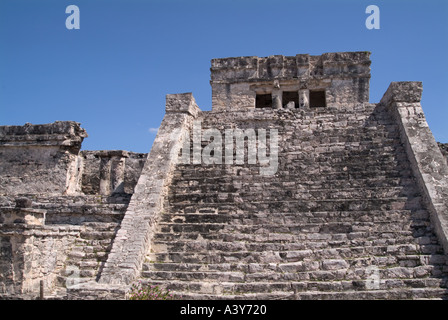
[1,0,447,153]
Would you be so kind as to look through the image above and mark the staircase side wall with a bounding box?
[97,93,201,286]
[381,81,448,254]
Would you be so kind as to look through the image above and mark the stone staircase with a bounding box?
[32,195,128,298]
[139,104,448,299]
[60,222,121,286]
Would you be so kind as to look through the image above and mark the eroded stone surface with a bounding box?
[1,52,447,300]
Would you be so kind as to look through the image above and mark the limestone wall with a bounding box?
[0,205,80,298]
[0,121,87,196]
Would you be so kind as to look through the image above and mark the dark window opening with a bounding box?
[282,91,299,108]
[309,90,326,108]
[255,94,272,108]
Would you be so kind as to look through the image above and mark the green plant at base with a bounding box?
[127,281,176,300]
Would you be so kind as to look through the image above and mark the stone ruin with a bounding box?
[1,51,447,300]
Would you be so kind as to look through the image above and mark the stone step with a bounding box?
[146,257,447,276]
[177,147,407,160]
[152,233,438,252]
[187,139,403,152]
[155,219,425,236]
[308,131,402,141]
[141,266,447,285]
[79,230,117,240]
[72,237,115,247]
[154,230,440,248]
[170,172,415,191]
[170,184,410,194]
[178,144,406,162]
[82,222,120,231]
[153,231,442,251]
[138,279,447,299]
[78,260,100,269]
[172,171,414,186]
[283,133,401,142]
[159,288,448,300]
[148,242,445,262]
[168,187,413,203]
[173,166,412,179]
[67,249,86,259]
[145,252,447,273]
[192,131,402,144]
[168,197,419,214]
[159,209,427,224]
[187,139,403,154]
[146,244,444,265]
[67,250,109,261]
[170,177,416,191]
[313,151,407,161]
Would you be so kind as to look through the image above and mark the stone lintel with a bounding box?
[95,150,129,158]
[210,51,371,83]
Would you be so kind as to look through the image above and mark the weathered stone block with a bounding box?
[165,93,201,117]
[380,81,423,105]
